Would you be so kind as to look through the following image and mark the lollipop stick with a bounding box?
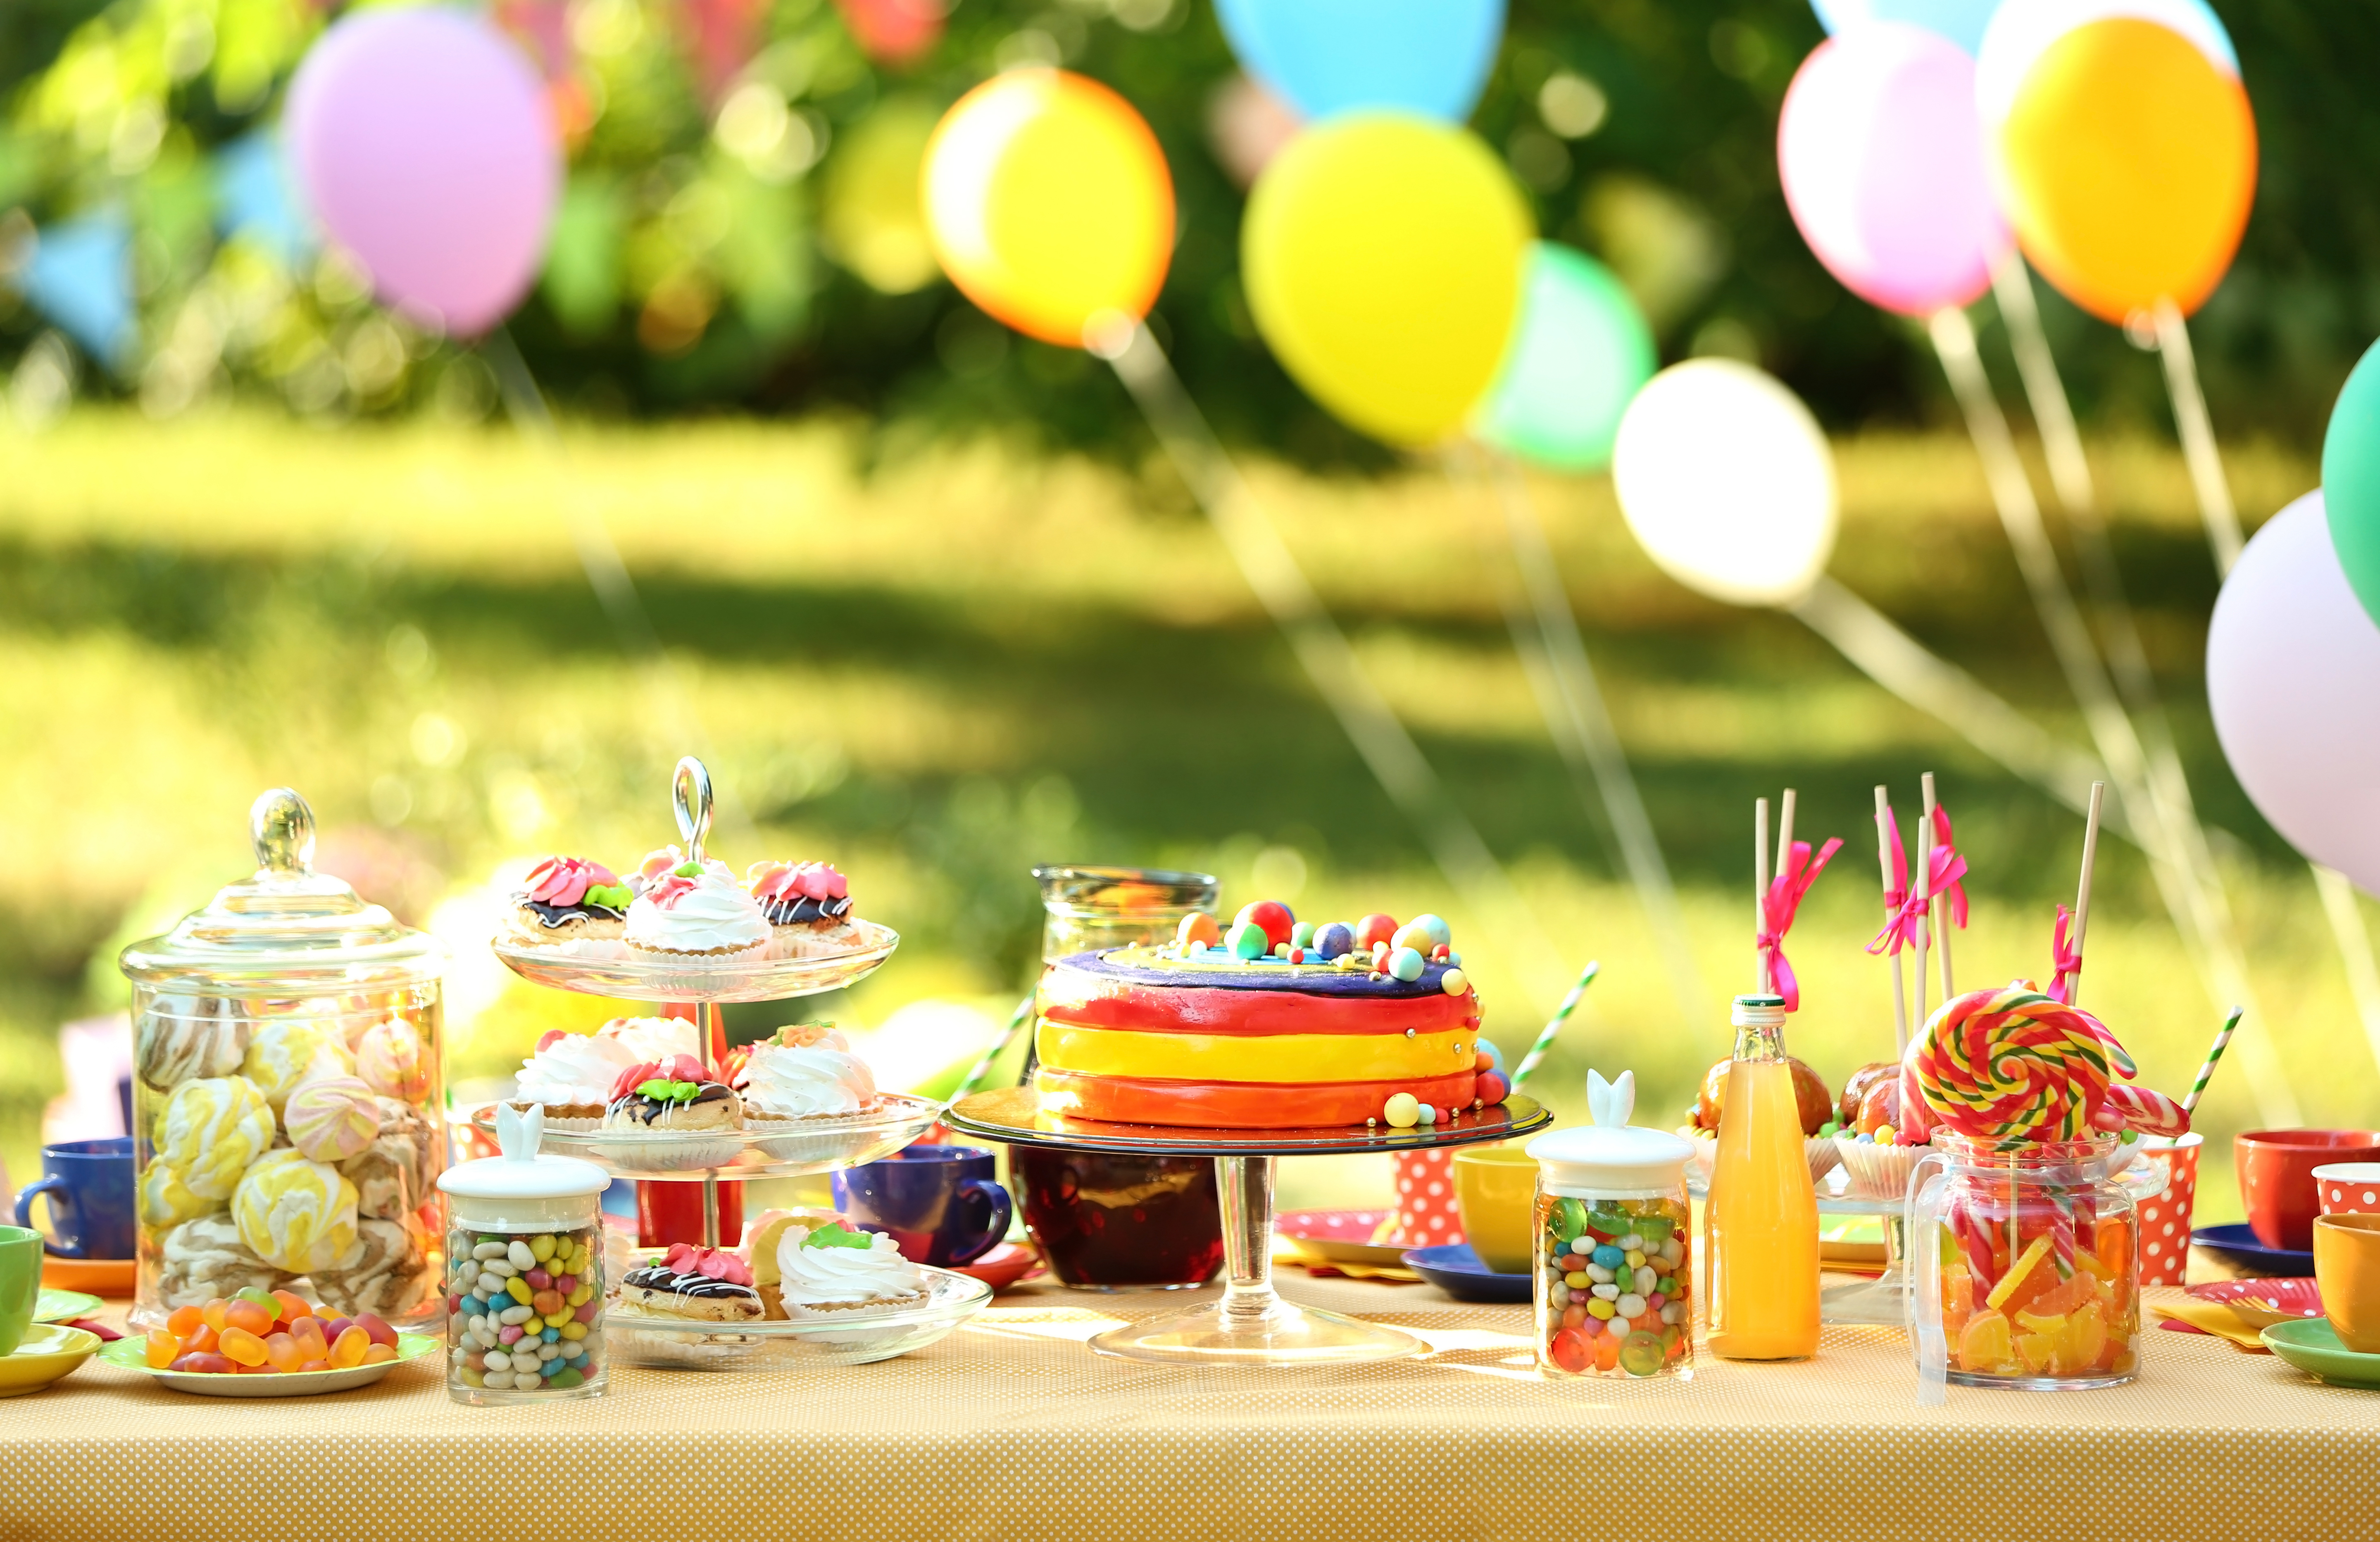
[1776,787,1798,884]
[2182,1005,2245,1116]
[1511,961,1601,1093]
[2066,782,2105,1008]
[954,994,1037,1101]
[1923,772,1954,1000]
[1755,797,1772,994]
[1912,797,1934,1031]
[1875,785,1909,1055]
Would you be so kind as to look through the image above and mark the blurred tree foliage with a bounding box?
[0,0,2373,462]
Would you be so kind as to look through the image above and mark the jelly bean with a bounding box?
[270,1288,312,1321]
[545,1312,574,1330]
[200,1298,231,1333]
[1593,1331,1623,1371]
[1560,1304,1585,1328]
[530,1233,557,1263]
[144,1330,178,1369]
[332,1326,370,1368]
[220,1326,268,1367]
[1591,1244,1623,1269]
[165,1305,204,1338]
[566,1283,593,1307]
[523,1268,550,1290]
[1586,1299,1616,1321]
[1615,1292,1646,1317]
[225,1299,272,1337]
[360,1344,397,1365]
[504,1277,533,1305]
[1564,1269,1590,1290]
[169,1352,235,1374]
[561,1321,588,1340]
[499,1324,524,1345]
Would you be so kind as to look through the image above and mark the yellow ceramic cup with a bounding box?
[2313,1212,2380,1354]
[1453,1147,1539,1274]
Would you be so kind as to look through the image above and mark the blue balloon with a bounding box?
[1215,0,1505,123]
[1809,0,2002,55]
[21,211,133,367]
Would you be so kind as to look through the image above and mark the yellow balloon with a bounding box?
[1242,113,1530,447]
[1997,17,2256,323]
[921,70,1174,347]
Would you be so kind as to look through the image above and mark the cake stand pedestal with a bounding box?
[946,1086,1553,1366]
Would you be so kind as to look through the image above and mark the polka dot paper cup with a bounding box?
[1392,1148,1465,1247]
[2315,1162,2380,1218]
[2134,1133,2202,1287]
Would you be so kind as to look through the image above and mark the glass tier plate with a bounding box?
[490,922,898,1003]
[945,1086,1551,1157]
[607,1266,992,1368]
[469,1092,945,1180]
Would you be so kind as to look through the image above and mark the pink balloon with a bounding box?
[287,8,561,336]
[1777,24,2006,317]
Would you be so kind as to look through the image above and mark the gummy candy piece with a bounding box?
[298,1358,331,1373]
[322,1316,354,1343]
[355,1312,397,1349]
[144,1330,178,1369]
[235,1285,279,1314]
[183,1324,220,1355]
[270,1289,312,1321]
[1547,1327,1590,1374]
[331,1326,369,1367]
[225,1299,272,1338]
[264,1332,304,1372]
[165,1305,204,1338]
[1984,1235,2054,1312]
[200,1298,231,1333]
[359,1343,397,1365]
[291,1318,329,1362]
[1959,1310,2013,1373]
[220,1326,268,1367]
[1619,1330,1667,1377]
[169,1352,235,1374]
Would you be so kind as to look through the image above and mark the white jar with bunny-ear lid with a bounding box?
[436,1104,613,1404]
[1523,1069,1695,1379]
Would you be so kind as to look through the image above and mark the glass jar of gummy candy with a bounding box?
[1525,1071,1695,1379]
[118,788,448,1332]
[437,1104,612,1404]
[1909,1133,2163,1393]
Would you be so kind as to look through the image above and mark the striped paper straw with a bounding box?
[2181,1006,2244,1114]
[954,993,1037,1100]
[1511,960,1600,1092]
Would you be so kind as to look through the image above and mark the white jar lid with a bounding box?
[439,1104,609,1201]
[1526,1069,1693,1190]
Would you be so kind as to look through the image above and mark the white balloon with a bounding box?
[1975,0,2237,133]
[2206,491,2380,895]
[1611,359,1838,608]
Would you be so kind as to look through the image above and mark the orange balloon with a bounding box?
[921,71,1174,347]
[1997,17,2255,323]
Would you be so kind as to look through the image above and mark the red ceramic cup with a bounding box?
[2237,1130,2380,1251]
[2315,1162,2380,1218]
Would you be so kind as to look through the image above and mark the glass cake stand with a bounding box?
[945,1086,1553,1367]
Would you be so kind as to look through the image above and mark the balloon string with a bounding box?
[1090,315,1576,1020]
[480,325,757,847]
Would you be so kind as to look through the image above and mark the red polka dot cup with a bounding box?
[2237,1130,2380,1252]
[1392,1148,1464,1247]
[2133,1133,2202,1287]
[2315,1162,2380,1219]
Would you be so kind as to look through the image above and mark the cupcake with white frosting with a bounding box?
[624,870,769,963]
[735,1024,882,1157]
[510,1027,643,1128]
[751,1215,926,1318]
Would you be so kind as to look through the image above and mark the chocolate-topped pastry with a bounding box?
[619,1242,763,1322]
[504,856,632,948]
[593,1054,745,1172]
[745,860,862,959]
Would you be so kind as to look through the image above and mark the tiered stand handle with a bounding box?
[945,1086,1552,1366]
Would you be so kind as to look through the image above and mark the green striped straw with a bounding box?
[1511,960,1600,1092]
[2181,1005,2244,1114]
[953,993,1037,1100]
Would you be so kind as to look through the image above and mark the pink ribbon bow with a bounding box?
[1759,836,1844,1011]
[1865,805,1968,956]
[2048,903,2084,1005]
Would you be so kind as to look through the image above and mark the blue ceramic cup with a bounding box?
[832,1144,1013,1267]
[14,1137,136,1261]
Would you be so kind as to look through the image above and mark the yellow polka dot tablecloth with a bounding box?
[6,1278,2376,1542]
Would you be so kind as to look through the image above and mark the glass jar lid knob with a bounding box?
[673,756,712,868]
[250,787,317,877]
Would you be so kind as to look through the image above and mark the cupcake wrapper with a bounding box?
[1834,1137,1926,1200]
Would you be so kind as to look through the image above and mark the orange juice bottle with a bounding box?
[1705,993,1820,1360]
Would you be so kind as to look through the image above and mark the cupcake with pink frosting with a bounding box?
[505,856,632,950]
[747,860,860,959]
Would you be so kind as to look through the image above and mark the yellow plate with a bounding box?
[0,1323,101,1398]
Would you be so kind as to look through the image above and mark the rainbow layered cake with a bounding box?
[1033,902,1505,1129]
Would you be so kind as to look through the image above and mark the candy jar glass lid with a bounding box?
[440,1105,610,1213]
[117,788,446,992]
[1527,1069,1694,1190]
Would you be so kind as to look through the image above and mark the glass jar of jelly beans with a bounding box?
[1525,1071,1695,1379]
[435,1105,612,1404]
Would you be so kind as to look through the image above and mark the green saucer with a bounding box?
[34,1289,101,1323]
[2261,1318,2380,1390]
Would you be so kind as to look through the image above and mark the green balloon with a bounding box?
[2322,337,2380,627]
[1473,242,1656,472]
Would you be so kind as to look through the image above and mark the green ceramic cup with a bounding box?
[0,1225,41,1357]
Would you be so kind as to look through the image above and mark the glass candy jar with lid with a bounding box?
[1525,1069,1695,1378]
[118,788,447,1331]
[438,1104,611,1404]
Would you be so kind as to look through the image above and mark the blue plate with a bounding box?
[2193,1221,2316,1277]
[1402,1243,1533,1304]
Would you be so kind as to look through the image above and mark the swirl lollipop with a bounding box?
[1908,982,2170,1149]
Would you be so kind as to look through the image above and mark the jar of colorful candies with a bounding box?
[118,788,447,1331]
[1525,1069,1694,1379]
[436,1104,611,1404]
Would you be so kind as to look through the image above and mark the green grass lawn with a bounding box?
[0,407,2362,1221]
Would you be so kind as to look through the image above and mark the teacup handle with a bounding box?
[13,1178,80,1258]
[949,1178,1014,1266]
